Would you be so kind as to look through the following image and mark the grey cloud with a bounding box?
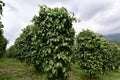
[3,0,120,47]
[78,1,111,20]
[80,5,109,20]
[13,0,39,6]
[6,3,18,11]
[39,0,69,4]
[97,13,120,26]
[3,25,22,47]
[107,26,120,34]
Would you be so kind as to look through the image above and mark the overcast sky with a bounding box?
[2,0,120,47]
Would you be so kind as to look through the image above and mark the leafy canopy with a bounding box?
[15,6,76,80]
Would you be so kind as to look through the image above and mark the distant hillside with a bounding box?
[104,33,120,41]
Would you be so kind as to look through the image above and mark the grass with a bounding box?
[70,65,120,80]
[0,58,120,80]
[98,70,120,80]
[0,58,46,80]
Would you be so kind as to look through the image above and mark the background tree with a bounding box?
[0,0,5,32]
[0,0,7,58]
[5,45,16,58]
[0,0,5,16]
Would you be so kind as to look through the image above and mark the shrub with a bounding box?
[14,6,76,80]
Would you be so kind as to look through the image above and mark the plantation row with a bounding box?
[0,0,120,79]
[5,6,120,80]
[0,0,120,80]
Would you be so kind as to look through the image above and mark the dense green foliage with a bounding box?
[0,0,5,32]
[74,29,120,79]
[101,42,120,73]
[6,5,120,80]
[5,45,16,58]
[15,25,35,62]
[0,35,7,58]
[0,0,7,58]
[75,30,103,78]
[0,0,5,16]
[0,0,120,80]
[14,6,76,80]
[108,43,120,70]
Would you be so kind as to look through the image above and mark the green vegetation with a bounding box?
[113,41,120,47]
[0,58,45,80]
[75,30,104,79]
[1,2,120,80]
[5,45,16,58]
[14,6,76,80]
[74,30,120,80]
[0,0,7,58]
[0,0,5,15]
[1,58,120,80]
